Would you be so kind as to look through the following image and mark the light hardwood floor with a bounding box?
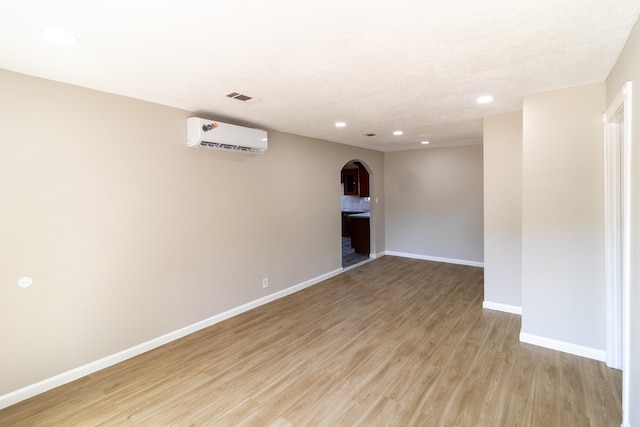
[0,256,622,426]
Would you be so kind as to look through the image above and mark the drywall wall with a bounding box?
[0,69,385,397]
[606,14,640,427]
[521,83,605,353]
[384,145,483,264]
[483,112,522,311]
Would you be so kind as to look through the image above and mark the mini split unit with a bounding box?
[186,117,268,154]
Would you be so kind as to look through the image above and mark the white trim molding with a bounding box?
[603,81,632,427]
[483,301,522,315]
[520,332,606,362]
[0,267,343,410]
[384,250,484,268]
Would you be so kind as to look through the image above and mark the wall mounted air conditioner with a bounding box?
[187,117,268,154]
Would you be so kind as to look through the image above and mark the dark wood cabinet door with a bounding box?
[350,217,370,254]
[357,164,369,197]
[341,212,351,237]
[342,169,359,195]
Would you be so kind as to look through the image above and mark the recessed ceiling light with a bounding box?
[421,141,430,145]
[476,95,494,104]
[393,130,403,136]
[42,26,78,45]
[335,122,346,128]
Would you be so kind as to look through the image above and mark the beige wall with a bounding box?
[384,145,484,263]
[0,69,384,396]
[483,112,522,309]
[606,15,640,426]
[521,83,605,350]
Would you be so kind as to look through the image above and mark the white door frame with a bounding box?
[603,81,631,425]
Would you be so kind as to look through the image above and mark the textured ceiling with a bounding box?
[0,0,638,151]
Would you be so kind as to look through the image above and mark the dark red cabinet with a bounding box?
[354,162,369,197]
[350,217,370,255]
[342,163,369,197]
[342,168,359,195]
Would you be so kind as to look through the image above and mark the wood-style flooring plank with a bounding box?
[0,256,622,426]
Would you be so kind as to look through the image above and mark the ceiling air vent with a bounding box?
[365,133,377,137]
[226,92,253,101]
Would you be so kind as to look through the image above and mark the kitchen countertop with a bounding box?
[348,212,370,218]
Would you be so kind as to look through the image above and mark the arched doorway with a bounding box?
[340,160,371,268]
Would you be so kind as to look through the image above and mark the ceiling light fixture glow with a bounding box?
[335,122,346,128]
[421,141,430,145]
[18,276,33,288]
[42,26,78,44]
[393,130,403,136]
[476,95,494,104]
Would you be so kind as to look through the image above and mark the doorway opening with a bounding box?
[604,81,631,424]
[340,160,371,268]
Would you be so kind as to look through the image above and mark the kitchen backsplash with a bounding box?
[341,195,370,211]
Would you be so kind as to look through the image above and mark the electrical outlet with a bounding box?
[262,278,269,288]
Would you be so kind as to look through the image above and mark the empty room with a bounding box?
[1,1,639,426]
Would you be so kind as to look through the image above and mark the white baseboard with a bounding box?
[519,332,606,362]
[483,301,522,315]
[0,267,343,410]
[384,250,484,268]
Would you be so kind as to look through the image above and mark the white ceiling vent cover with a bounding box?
[187,117,267,154]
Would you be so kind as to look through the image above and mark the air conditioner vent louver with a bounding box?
[199,141,254,152]
[187,117,267,154]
